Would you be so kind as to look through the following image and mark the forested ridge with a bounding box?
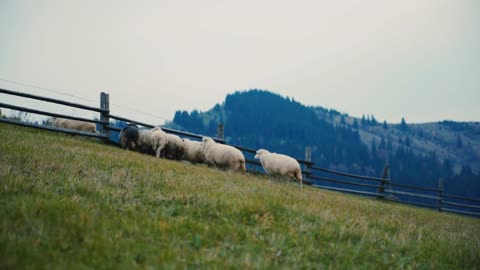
[169,90,480,199]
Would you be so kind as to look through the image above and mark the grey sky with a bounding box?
[1,0,479,124]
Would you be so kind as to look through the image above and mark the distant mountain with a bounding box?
[165,89,480,199]
[321,112,480,174]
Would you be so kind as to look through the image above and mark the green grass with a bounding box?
[1,123,479,269]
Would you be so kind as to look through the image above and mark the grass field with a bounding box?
[1,123,479,269]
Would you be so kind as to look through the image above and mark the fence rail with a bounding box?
[388,182,440,193]
[109,114,154,129]
[442,201,480,210]
[106,125,122,132]
[309,175,380,189]
[385,189,439,200]
[0,102,107,125]
[1,87,479,217]
[0,88,107,113]
[310,165,389,182]
[442,193,480,203]
[109,113,227,143]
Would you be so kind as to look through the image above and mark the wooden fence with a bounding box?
[1,88,479,217]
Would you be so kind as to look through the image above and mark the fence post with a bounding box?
[303,146,312,188]
[100,92,110,141]
[376,164,389,199]
[438,178,443,212]
[304,146,311,175]
[217,123,224,140]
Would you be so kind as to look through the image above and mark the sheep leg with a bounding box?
[156,145,165,158]
[175,149,181,161]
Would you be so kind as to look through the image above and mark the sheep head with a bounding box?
[201,137,214,150]
[254,149,269,159]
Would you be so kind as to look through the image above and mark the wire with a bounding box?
[0,77,170,121]
[0,77,97,103]
[110,103,169,121]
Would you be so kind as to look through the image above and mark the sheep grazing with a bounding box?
[119,123,139,150]
[164,134,184,160]
[182,138,204,164]
[137,129,155,155]
[52,117,67,127]
[151,127,168,158]
[52,117,97,133]
[201,137,246,173]
[254,149,303,181]
[137,128,169,157]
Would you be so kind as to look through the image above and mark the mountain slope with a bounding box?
[322,111,480,173]
[1,123,480,268]
[316,108,480,197]
[167,89,480,199]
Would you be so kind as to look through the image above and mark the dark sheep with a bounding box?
[119,123,139,150]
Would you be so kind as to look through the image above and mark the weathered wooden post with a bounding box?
[100,92,110,142]
[438,178,444,212]
[304,146,311,174]
[303,146,312,188]
[376,164,389,199]
[217,123,224,140]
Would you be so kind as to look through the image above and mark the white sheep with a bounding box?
[201,137,246,173]
[254,149,303,181]
[136,128,169,157]
[164,134,184,160]
[52,117,67,128]
[181,138,204,164]
[137,129,156,155]
[151,127,168,158]
[52,117,97,133]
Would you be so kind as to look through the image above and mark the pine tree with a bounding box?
[371,139,377,155]
[387,137,393,151]
[352,119,359,129]
[405,136,411,147]
[456,135,463,148]
[399,117,408,131]
[442,159,453,178]
[380,136,386,149]
[383,120,387,130]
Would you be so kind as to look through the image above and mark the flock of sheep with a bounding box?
[52,118,303,181]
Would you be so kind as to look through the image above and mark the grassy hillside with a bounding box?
[1,123,479,269]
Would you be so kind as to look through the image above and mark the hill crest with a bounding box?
[166,89,480,199]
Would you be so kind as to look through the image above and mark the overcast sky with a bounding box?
[1,0,479,124]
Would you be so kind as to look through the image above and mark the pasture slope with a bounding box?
[0,123,479,269]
